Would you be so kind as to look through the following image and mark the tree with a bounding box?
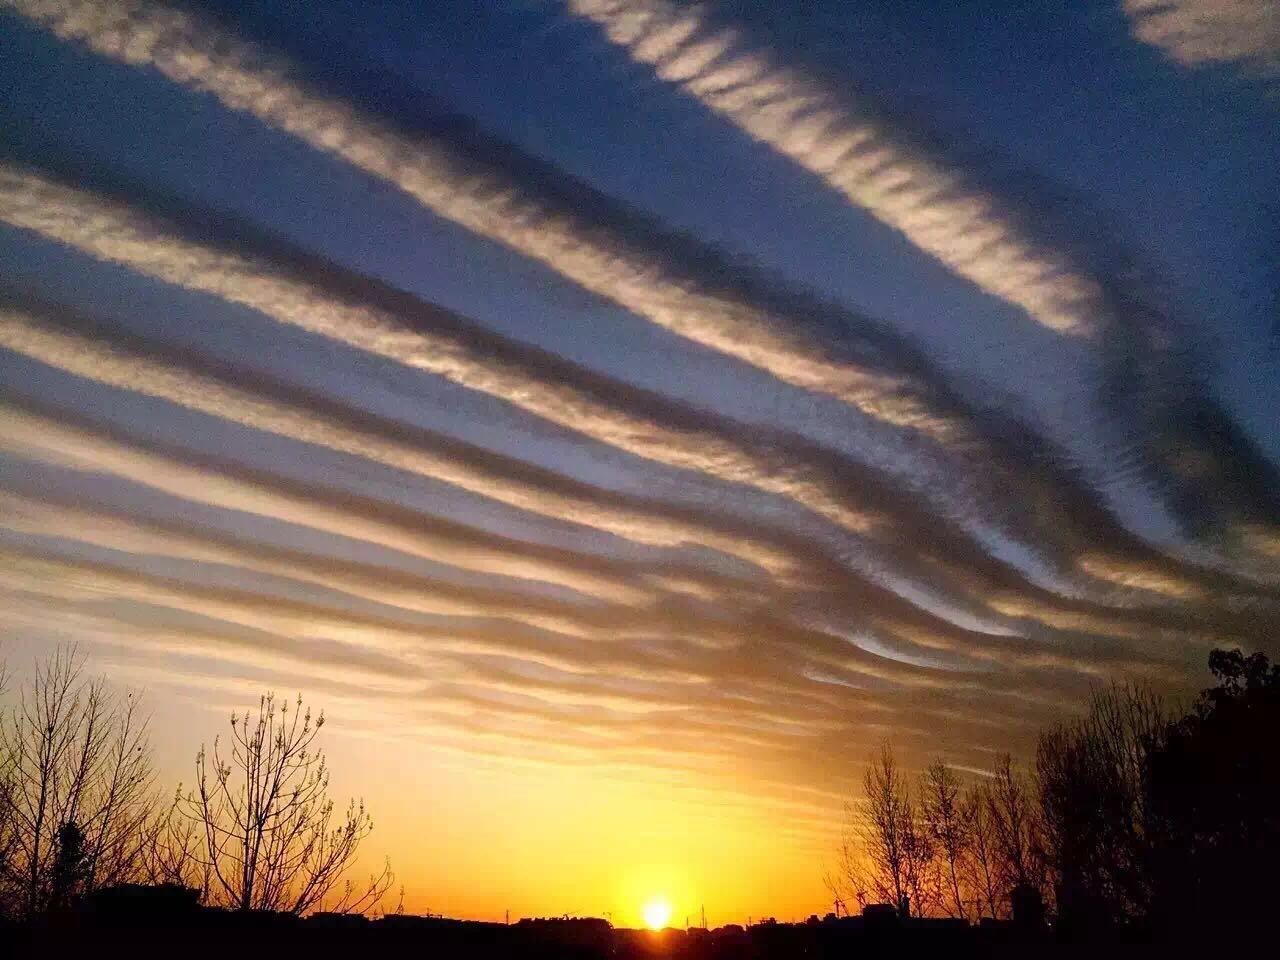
[181,693,391,915]
[48,821,87,913]
[0,648,156,917]
[829,743,935,917]
[899,792,937,919]
[986,754,1045,913]
[962,781,1004,921]
[0,662,14,906]
[920,760,972,920]
[1146,649,1280,936]
[1036,684,1165,934]
[138,789,210,896]
[821,648,1277,937]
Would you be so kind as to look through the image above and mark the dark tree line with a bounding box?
[831,648,1279,940]
[0,648,392,921]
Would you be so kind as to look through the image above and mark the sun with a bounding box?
[642,897,673,931]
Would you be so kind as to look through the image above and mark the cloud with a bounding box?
[566,0,1103,336]
[4,150,1262,633]
[0,0,961,438]
[0,396,665,605]
[1124,0,1280,84]
[0,296,802,576]
[2,196,1269,685]
[0,486,656,642]
[566,0,1280,554]
[4,0,1268,592]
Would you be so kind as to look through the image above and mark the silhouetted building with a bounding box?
[862,902,900,933]
[85,883,201,926]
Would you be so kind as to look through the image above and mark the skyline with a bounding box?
[1,0,1277,928]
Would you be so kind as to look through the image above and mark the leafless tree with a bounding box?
[987,754,1046,906]
[856,742,910,910]
[0,662,16,911]
[962,781,1004,920]
[0,648,157,916]
[181,693,391,915]
[899,792,937,918]
[828,743,937,916]
[1037,683,1166,929]
[138,789,210,895]
[920,760,972,920]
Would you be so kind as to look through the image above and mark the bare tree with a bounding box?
[0,662,16,914]
[899,791,937,918]
[856,742,910,910]
[920,760,971,920]
[1037,683,1166,931]
[963,781,1004,921]
[138,789,210,895]
[181,693,391,915]
[987,754,1046,908]
[828,743,937,916]
[0,648,156,916]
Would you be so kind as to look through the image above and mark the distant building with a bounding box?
[515,916,613,952]
[308,912,370,930]
[862,902,900,932]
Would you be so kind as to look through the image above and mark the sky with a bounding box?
[0,0,1278,928]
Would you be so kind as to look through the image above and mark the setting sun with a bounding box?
[642,898,673,931]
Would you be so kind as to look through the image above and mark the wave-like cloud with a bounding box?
[0,299,816,579]
[0,175,1028,611]
[4,152,1258,623]
[1,0,959,436]
[3,166,896,537]
[566,0,1106,337]
[0,396,677,606]
[0,486,666,644]
[3,0,1276,831]
[1124,0,1280,83]
[566,0,1280,553]
[0,537,1121,761]
[0,391,1113,677]
[2,373,1212,686]
[6,0,1269,587]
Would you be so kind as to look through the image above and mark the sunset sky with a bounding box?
[1,0,1278,928]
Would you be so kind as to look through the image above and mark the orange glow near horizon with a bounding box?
[0,655,837,926]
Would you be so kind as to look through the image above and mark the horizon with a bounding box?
[0,0,1277,933]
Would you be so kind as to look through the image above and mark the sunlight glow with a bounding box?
[642,897,673,931]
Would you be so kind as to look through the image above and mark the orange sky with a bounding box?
[94,657,837,927]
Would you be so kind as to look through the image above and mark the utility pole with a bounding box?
[701,905,707,930]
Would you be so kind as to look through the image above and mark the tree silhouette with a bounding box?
[828,743,937,917]
[0,648,156,917]
[986,754,1044,909]
[962,781,1003,921]
[1036,684,1165,934]
[181,693,391,915]
[920,760,971,920]
[138,789,210,896]
[1147,649,1280,936]
[49,821,87,913]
